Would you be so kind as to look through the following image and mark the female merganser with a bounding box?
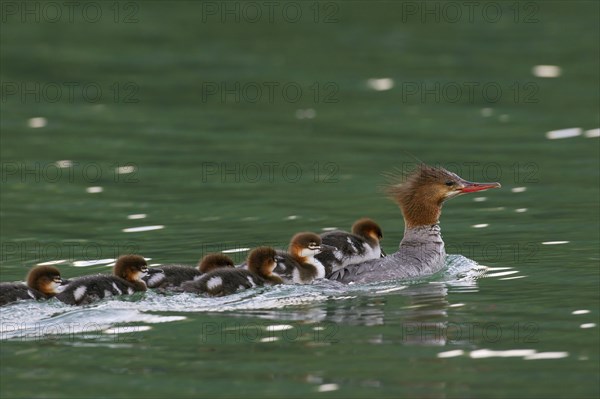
[145,254,235,289]
[328,164,501,284]
[315,218,385,275]
[273,232,336,284]
[0,266,68,306]
[56,255,158,305]
[181,247,281,296]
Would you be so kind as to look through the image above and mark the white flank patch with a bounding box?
[532,65,561,78]
[246,276,256,287]
[73,286,87,302]
[122,225,164,233]
[437,349,464,358]
[206,276,223,290]
[292,268,302,284]
[86,186,103,194]
[542,241,569,245]
[367,78,394,91]
[317,384,339,392]
[546,127,581,140]
[127,288,134,295]
[584,128,600,138]
[222,248,250,254]
[112,282,123,295]
[127,214,147,220]
[28,117,47,128]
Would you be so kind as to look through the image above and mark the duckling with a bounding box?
[315,218,385,275]
[181,247,281,296]
[273,232,336,284]
[56,255,158,305]
[144,254,235,289]
[0,266,68,306]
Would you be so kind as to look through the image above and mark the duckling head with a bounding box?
[351,218,383,242]
[288,232,335,259]
[26,265,67,296]
[198,253,235,274]
[247,247,278,278]
[114,255,149,284]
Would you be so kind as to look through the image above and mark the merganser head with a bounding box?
[247,247,279,278]
[26,265,68,296]
[387,164,501,228]
[114,255,149,283]
[198,253,235,274]
[289,232,336,259]
[351,218,384,242]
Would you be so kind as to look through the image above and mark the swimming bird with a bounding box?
[273,232,336,283]
[328,164,501,284]
[144,254,234,289]
[0,266,68,306]
[315,218,385,274]
[181,247,281,296]
[56,255,159,305]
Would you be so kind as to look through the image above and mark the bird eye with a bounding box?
[445,181,455,186]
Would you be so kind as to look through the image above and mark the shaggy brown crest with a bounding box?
[385,164,501,228]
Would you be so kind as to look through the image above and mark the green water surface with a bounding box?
[1,1,599,398]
